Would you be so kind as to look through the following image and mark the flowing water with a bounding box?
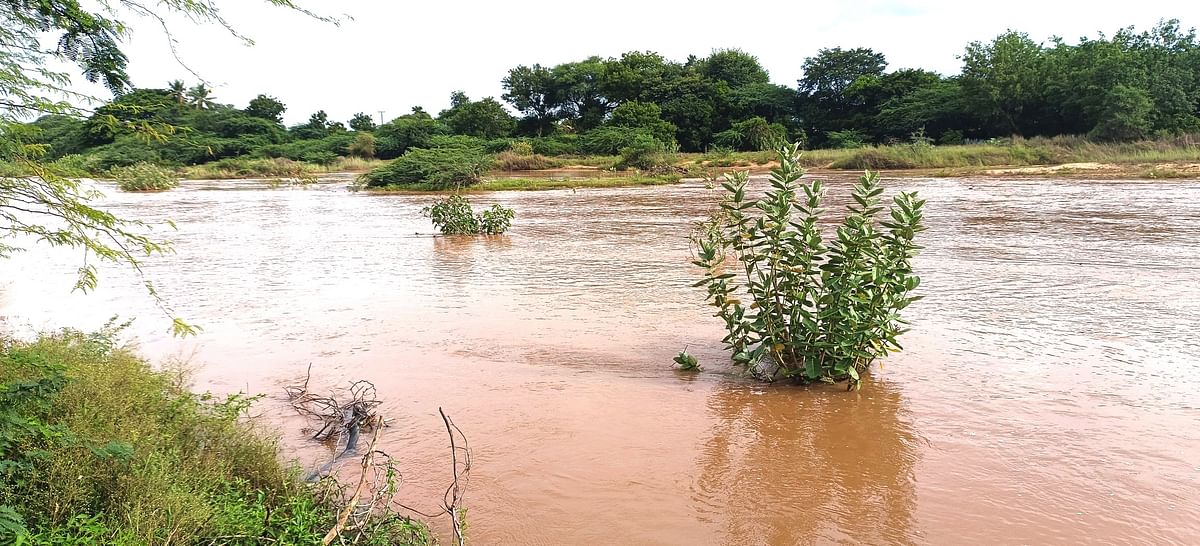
[2,175,1198,545]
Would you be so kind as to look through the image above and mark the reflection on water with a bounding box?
[1,175,1199,544]
[694,379,916,545]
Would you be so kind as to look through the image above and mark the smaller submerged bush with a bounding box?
[423,194,514,235]
[113,162,179,191]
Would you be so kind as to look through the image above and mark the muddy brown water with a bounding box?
[2,175,1198,545]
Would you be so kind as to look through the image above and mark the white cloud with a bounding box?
[88,0,1197,125]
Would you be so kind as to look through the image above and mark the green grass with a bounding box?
[176,156,387,179]
[0,325,432,545]
[677,134,1200,172]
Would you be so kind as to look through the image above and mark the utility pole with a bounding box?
[377,110,386,125]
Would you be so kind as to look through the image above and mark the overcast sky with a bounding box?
[92,0,1196,126]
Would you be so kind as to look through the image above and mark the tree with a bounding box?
[244,94,286,123]
[797,47,888,146]
[1,0,333,336]
[290,110,331,140]
[600,51,682,104]
[438,94,516,139]
[551,58,614,131]
[959,31,1047,135]
[349,112,376,132]
[186,83,217,109]
[374,110,447,159]
[699,48,770,88]
[502,64,561,136]
[1089,84,1154,141]
[167,80,187,105]
[605,101,676,145]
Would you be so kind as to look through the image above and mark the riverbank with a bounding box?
[5,136,1195,190]
[0,326,431,545]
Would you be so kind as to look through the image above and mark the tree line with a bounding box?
[17,19,1200,169]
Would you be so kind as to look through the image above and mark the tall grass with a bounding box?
[177,156,387,179]
[492,151,562,171]
[679,134,1199,172]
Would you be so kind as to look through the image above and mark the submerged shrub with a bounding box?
[423,194,514,235]
[694,143,925,388]
[112,162,179,191]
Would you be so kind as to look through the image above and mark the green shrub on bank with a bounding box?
[112,162,179,191]
[0,326,431,545]
[712,117,788,152]
[694,143,925,387]
[615,135,677,171]
[423,194,514,234]
[360,140,493,189]
[528,135,580,156]
[579,127,662,155]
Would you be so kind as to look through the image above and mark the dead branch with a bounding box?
[440,407,471,546]
[323,415,384,545]
[286,371,470,545]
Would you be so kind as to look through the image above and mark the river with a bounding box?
[2,174,1198,544]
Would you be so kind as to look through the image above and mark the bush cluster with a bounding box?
[112,162,179,191]
[423,194,514,235]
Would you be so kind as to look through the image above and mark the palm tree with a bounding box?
[167,80,187,105]
[186,83,216,109]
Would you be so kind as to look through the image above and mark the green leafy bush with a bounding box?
[694,143,925,387]
[528,135,580,156]
[347,132,376,159]
[713,117,788,151]
[360,146,493,189]
[112,162,179,191]
[579,126,661,155]
[825,129,867,149]
[615,134,676,171]
[423,194,514,235]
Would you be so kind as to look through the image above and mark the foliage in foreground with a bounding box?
[0,326,431,545]
[694,143,925,387]
[112,162,179,191]
[423,194,514,235]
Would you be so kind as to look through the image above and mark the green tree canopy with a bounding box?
[438,93,516,139]
[244,94,286,123]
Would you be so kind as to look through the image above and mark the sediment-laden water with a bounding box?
[2,175,1197,544]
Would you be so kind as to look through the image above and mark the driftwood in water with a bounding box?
[285,364,383,481]
[285,365,471,546]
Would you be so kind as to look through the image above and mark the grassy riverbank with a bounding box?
[0,326,430,545]
[366,173,681,192]
[3,135,1195,188]
[680,135,1199,172]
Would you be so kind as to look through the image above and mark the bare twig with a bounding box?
[323,415,384,545]
[440,407,471,546]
